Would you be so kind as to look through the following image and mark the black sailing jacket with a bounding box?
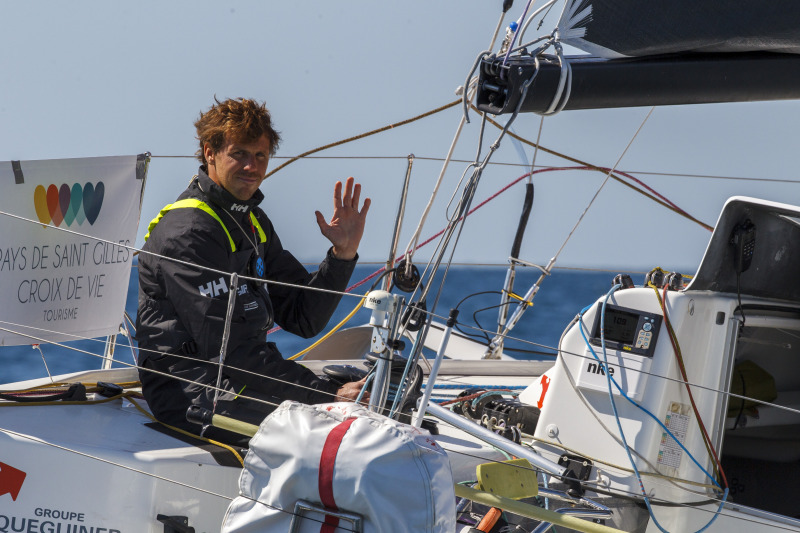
[135,169,355,438]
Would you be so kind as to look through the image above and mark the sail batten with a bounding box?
[559,0,800,59]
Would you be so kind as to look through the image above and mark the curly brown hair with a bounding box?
[194,97,282,164]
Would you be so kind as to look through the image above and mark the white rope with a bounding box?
[549,106,656,265]
[543,44,573,115]
[402,91,470,271]
[488,8,508,54]
[403,3,525,272]
[403,4,511,270]
[518,0,559,44]
[529,114,546,178]
[33,344,55,384]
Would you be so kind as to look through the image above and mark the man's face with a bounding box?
[205,135,271,201]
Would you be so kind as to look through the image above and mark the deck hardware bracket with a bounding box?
[289,500,363,533]
[156,514,194,533]
[558,453,593,483]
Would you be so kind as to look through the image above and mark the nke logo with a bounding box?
[586,362,615,376]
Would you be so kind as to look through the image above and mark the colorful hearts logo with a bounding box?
[32,182,105,226]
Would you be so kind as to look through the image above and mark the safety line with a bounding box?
[152,154,800,186]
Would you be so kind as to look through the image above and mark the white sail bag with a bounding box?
[221,401,456,533]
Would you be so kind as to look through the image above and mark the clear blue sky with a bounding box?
[3,1,799,271]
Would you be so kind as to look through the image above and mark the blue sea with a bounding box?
[0,262,634,385]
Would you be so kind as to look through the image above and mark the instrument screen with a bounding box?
[589,303,662,357]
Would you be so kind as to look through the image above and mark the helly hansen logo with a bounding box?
[198,277,228,297]
[230,203,247,212]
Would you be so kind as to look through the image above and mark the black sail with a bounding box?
[561,0,800,58]
[476,0,800,114]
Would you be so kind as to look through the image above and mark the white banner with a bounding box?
[0,156,146,346]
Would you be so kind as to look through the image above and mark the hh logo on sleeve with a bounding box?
[198,277,229,297]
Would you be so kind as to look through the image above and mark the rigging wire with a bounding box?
[428,305,800,418]
[584,285,729,532]
[0,162,571,404]
[384,70,546,415]
[432,438,760,527]
[523,434,720,495]
[0,162,706,336]
[155,108,722,242]
[0,417,360,532]
[652,283,729,489]
[499,0,536,72]
[3,259,795,427]
[149,93,790,241]
[154,154,800,187]
[403,75,480,271]
[549,107,656,266]
[0,208,373,378]
[4,8,799,529]
[2,257,795,430]
[528,115,546,180]
[474,104,715,231]
[3,280,796,524]
[518,0,559,43]
[0,323,329,414]
[0,423,237,500]
[264,100,461,178]
[30,344,54,383]
[0,209,364,303]
[6,340,760,532]
[406,64,542,364]
[480,107,661,357]
[487,7,508,53]
[4,414,794,533]
[1,98,792,532]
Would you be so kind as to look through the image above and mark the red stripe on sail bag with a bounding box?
[318,417,357,533]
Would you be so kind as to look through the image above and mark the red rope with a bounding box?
[269,166,697,333]
[659,286,729,489]
[439,389,517,406]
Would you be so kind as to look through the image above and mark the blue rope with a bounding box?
[355,372,375,404]
[471,390,518,409]
[577,300,720,488]
[577,286,727,532]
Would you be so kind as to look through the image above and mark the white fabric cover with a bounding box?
[221,401,457,533]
